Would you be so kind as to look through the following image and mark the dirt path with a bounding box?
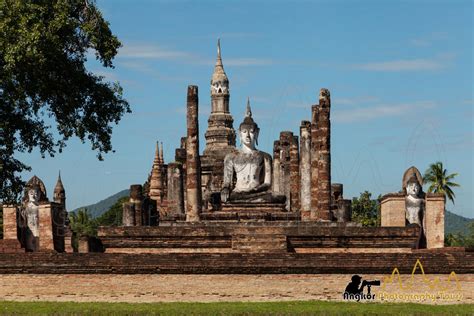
[0,274,472,305]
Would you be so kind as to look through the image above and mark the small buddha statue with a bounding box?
[221,99,285,204]
[405,173,425,227]
[22,185,41,251]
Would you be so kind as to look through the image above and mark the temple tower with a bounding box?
[201,40,236,205]
[53,171,66,210]
[204,39,236,154]
[149,142,165,204]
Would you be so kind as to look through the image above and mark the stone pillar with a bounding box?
[272,140,281,194]
[279,131,292,211]
[300,121,312,220]
[2,205,19,240]
[38,203,55,252]
[78,236,89,253]
[380,194,406,227]
[122,203,135,226]
[316,89,332,220]
[186,85,202,221]
[310,104,319,220]
[290,135,300,212]
[130,185,143,225]
[64,229,74,253]
[167,162,184,216]
[425,193,445,249]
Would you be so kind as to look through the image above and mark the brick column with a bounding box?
[167,162,184,216]
[290,135,300,212]
[3,205,19,240]
[310,104,319,220]
[299,121,312,220]
[316,89,331,220]
[38,203,55,252]
[122,203,135,226]
[425,193,445,249]
[272,140,281,194]
[279,131,292,210]
[130,185,143,225]
[186,85,202,221]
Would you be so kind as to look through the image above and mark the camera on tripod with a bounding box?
[363,280,381,286]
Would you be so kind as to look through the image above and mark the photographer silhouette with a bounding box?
[344,275,366,295]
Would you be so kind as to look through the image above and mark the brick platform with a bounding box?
[0,248,471,274]
[98,223,421,253]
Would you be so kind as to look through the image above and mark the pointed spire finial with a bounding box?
[246,97,252,118]
[217,38,221,59]
[58,170,61,181]
[154,141,159,163]
[160,142,164,162]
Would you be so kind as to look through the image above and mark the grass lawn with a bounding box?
[0,300,472,315]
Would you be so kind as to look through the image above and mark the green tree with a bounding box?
[423,162,460,204]
[0,0,130,203]
[95,196,126,227]
[69,209,97,238]
[351,191,379,227]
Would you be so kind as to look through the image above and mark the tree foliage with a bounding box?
[445,222,474,248]
[351,191,380,227]
[95,196,126,227]
[69,208,97,238]
[0,0,130,203]
[423,161,460,205]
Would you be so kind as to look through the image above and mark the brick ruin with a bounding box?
[1,174,72,253]
[1,41,454,261]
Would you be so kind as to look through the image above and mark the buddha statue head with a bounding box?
[239,98,259,150]
[406,173,421,197]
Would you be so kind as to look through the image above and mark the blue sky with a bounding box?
[20,0,473,218]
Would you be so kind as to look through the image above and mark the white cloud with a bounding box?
[333,101,436,123]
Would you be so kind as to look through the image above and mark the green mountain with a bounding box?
[71,189,129,218]
[445,210,473,236]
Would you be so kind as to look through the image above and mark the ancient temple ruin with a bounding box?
[95,41,446,254]
[1,41,448,258]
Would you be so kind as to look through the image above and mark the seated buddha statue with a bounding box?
[221,99,286,204]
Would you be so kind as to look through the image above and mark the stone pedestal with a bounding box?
[380,194,406,227]
[425,193,445,249]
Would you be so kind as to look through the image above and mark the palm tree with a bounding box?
[423,161,460,204]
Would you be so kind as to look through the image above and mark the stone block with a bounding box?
[380,194,406,227]
[2,205,19,240]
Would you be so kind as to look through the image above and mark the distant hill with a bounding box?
[71,189,129,218]
[445,210,473,236]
